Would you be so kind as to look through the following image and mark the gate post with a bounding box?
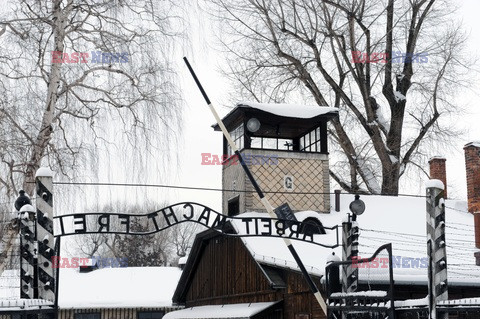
[341,216,359,318]
[342,214,359,293]
[35,168,56,302]
[426,180,448,319]
[18,198,36,299]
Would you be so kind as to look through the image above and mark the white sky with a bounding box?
[57,0,480,214]
[437,0,480,200]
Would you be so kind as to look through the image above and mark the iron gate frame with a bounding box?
[325,243,395,319]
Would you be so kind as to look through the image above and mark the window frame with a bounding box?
[227,124,245,156]
[299,126,322,153]
[249,136,293,151]
[136,311,166,319]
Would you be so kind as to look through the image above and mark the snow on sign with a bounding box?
[53,202,340,248]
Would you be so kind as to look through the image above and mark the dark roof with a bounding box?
[211,103,338,138]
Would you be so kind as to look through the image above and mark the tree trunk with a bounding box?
[23,0,68,194]
[381,162,400,195]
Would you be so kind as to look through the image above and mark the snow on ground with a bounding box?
[231,193,478,285]
[163,302,277,319]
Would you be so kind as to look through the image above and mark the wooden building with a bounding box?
[169,229,325,319]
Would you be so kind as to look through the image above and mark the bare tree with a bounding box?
[72,201,188,267]
[169,217,204,258]
[0,0,183,272]
[209,0,469,195]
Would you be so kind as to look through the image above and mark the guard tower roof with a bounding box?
[212,102,338,138]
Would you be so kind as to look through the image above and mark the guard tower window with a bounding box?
[250,137,293,151]
[227,124,244,156]
[299,127,321,153]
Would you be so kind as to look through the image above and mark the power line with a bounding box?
[360,228,426,239]
[24,180,429,198]
[445,205,473,216]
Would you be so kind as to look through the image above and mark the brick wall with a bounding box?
[464,142,480,249]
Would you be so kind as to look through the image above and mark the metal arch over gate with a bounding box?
[53,202,342,248]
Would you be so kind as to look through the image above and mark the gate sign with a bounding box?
[274,203,297,228]
[53,202,340,248]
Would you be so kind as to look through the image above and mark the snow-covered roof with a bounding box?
[465,141,480,148]
[163,302,278,319]
[0,267,182,309]
[428,156,446,161]
[60,267,181,309]
[211,102,338,136]
[236,102,338,119]
[230,193,478,285]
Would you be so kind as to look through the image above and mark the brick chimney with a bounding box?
[464,142,480,264]
[429,157,447,198]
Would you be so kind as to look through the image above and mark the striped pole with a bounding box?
[341,217,358,293]
[19,206,35,299]
[35,168,55,302]
[426,181,448,319]
[350,220,359,292]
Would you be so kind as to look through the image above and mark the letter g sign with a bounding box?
[284,175,294,191]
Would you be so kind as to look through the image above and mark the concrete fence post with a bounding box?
[426,180,448,319]
[35,168,55,302]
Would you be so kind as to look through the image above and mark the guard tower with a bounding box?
[213,102,338,216]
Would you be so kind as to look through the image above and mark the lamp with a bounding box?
[15,190,31,212]
[349,195,365,216]
[246,118,261,133]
